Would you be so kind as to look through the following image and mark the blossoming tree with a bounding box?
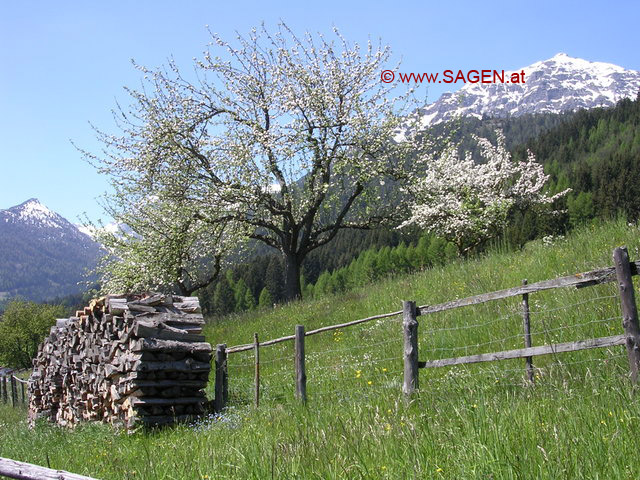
[90,185,248,296]
[401,131,569,252]
[88,23,422,300]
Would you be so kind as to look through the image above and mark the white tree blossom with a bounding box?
[88,186,248,296]
[84,23,424,300]
[401,130,569,251]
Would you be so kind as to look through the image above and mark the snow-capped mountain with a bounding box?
[2,198,87,235]
[76,221,140,241]
[0,199,101,302]
[76,223,96,237]
[411,53,640,129]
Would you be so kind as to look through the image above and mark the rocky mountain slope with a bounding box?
[0,198,101,303]
[411,53,640,129]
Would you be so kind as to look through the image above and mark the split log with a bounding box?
[134,321,206,342]
[130,338,212,354]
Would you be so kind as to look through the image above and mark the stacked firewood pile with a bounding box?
[28,294,212,429]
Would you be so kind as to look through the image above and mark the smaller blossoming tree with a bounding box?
[89,187,248,296]
[401,130,569,252]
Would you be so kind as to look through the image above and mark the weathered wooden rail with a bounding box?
[226,310,403,353]
[417,261,637,316]
[419,334,626,368]
[0,456,98,480]
[216,246,640,409]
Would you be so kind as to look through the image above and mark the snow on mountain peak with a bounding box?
[0,198,65,229]
[76,224,97,237]
[405,53,640,130]
[531,52,627,77]
[1,198,88,236]
[14,198,61,227]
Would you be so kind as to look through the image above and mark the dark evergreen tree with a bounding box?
[258,287,274,309]
[233,279,250,312]
[243,287,256,311]
[264,256,285,303]
[212,276,235,316]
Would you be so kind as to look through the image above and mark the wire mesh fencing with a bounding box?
[215,247,640,410]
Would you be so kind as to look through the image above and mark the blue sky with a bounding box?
[1,0,639,223]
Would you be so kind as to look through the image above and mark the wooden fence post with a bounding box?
[522,279,534,383]
[254,333,260,408]
[613,246,640,383]
[294,325,307,403]
[0,377,5,403]
[403,300,419,396]
[214,344,228,412]
[10,376,17,407]
[21,381,26,404]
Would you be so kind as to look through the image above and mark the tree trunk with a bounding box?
[176,283,192,296]
[283,252,303,301]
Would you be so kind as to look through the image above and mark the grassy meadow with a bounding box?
[2,218,640,479]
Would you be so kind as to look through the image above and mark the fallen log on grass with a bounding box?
[0,456,98,480]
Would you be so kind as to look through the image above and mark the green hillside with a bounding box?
[2,218,640,479]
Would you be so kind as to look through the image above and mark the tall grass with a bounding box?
[1,218,640,479]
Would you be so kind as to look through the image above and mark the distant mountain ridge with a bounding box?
[0,198,101,303]
[406,53,640,130]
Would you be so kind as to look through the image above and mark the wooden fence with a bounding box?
[215,246,640,409]
[0,373,28,407]
[402,246,640,394]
